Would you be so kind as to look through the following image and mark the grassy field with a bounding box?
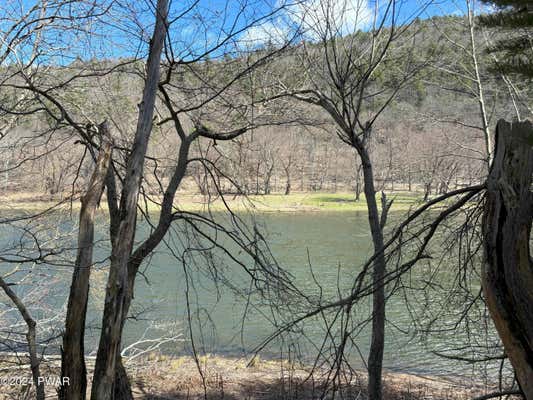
[0,191,426,214]
[219,192,426,212]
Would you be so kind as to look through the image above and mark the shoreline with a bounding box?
[0,354,496,399]
[1,191,429,214]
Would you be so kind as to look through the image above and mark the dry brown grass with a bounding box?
[126,356,488,400]
[0,354,513,400]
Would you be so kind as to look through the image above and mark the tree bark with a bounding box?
[113,356,132,400]
[284,171,291,195]
[60,123,113,400]
[112,136,191,399]
[482,119,533,399]
[423,182,431,202]
[360,148,386,400]
[355,162,363,201]
[90,1,168,398]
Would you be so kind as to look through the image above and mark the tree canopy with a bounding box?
[480,0,533,78]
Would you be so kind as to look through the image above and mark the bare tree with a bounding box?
[0,276,45,400]
[266,2,430,398]
[1,1,298,398]
[88,0,169,396]
[466,0,492,165]
[0,214,75,400]
[60,123,112,400]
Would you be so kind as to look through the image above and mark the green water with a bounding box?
[1,211,501,380]
[121,212,373,357]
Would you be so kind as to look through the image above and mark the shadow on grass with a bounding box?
[310,196,356,204]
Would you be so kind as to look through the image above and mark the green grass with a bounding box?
[174,191,425,212]
[289,192,424,211]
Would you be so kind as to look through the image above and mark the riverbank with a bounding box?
[1,191,427,213]
[127,355,490,400]
[0,354,502,400]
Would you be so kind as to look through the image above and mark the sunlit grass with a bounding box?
[0,191,427,214]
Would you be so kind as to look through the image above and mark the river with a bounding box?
[0,210,501,382]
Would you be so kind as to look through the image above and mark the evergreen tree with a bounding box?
[480,0,533,78]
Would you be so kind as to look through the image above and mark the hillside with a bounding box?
[0,15,530,201]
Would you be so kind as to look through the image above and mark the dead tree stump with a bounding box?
[483,119,533,399]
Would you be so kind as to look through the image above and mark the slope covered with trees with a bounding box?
[0,14,529,201]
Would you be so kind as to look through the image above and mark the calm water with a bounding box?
[0,210,501,380]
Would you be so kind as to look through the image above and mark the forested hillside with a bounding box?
[1,15,529,201]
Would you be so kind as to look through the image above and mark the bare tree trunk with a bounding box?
[264,163,274,194]
[333,149,339,193]
[91,1,168,398]
[283,164,291,195]
[113,137,191,399]
[466,0,492,167]
[60,125,112,400]
[0,278,45,400]
[255,160,261,195]
[407,165,412,192]
[355,162,363,201]
[113,357,132,400]
[482,119,533,399]
[360,149,386,400]
[423,182,431,202]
